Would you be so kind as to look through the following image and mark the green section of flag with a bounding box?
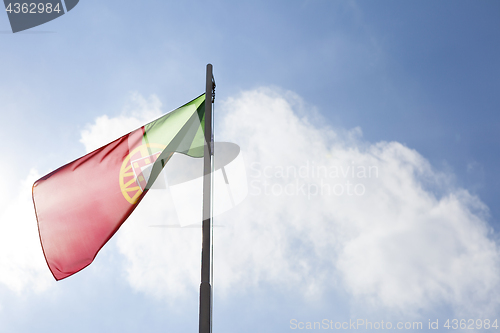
[142,94,205,155]
[142,94,206,190]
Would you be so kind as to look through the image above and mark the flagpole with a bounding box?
[200,64,214,333]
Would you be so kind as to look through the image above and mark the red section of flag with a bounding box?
[33,128,145,280]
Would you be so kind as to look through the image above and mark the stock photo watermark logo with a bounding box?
[3,0,79,33]
[149,142,248,228]
[250,161,379,199]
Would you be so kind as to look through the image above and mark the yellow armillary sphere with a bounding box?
[119,143,166,204]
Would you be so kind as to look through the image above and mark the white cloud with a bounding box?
[0,169,53,294]
[79,88,500,317]
[116,190,202,303]
[217,88,500,317]
[80,92,163,153]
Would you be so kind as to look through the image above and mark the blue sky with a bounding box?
[1,1,500,332]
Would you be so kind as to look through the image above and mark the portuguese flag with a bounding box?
[33,94,206,280]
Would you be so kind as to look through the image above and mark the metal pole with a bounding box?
[199,64,213,333]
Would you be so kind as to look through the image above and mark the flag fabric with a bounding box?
[33,94,206,280]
